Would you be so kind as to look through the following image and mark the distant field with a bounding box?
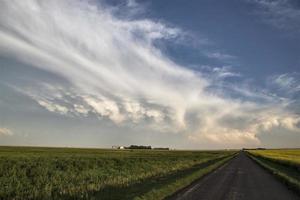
[0,146,235,200]
[247,149,300,193]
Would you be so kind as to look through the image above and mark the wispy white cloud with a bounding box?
[1,0,299,147]
[17,84,172,131]
[0,128,13,136]
[127,0,138,7]
[205,52,237,62]
[211,66,241,78]
[200,65,240,79]
[269,73,300,94]
[248,0,300,33]
[37,100,69,115]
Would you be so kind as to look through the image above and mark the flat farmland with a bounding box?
[0,146,235,200]
[248,149,300,166]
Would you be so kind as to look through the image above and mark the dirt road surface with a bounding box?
[168,152,299,200]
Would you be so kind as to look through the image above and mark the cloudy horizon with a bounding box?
[0,0,299,149]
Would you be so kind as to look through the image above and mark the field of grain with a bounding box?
[248,149,300,166]
[247,149,300,193]
[0,146,235,200]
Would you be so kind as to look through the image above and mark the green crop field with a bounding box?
[247,149,300,193]
[0,146,235,200]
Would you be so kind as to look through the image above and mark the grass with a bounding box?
[247,149,300,193]
[0,146,235,200]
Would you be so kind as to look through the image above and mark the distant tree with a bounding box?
[127,145,151,149]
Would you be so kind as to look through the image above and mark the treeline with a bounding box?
[113,145,169,150]
[127,145,152,149]
[123,145,169,150]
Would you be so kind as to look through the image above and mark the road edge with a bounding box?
[246,151,300,196]
[163,152,238,200]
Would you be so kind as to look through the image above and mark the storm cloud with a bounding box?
[0,0,299,147]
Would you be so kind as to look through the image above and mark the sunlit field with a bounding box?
[248,149,300,192]
[0,146,235,200]
[249,149,300,166]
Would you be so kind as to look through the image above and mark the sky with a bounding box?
[0,0,299,149]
